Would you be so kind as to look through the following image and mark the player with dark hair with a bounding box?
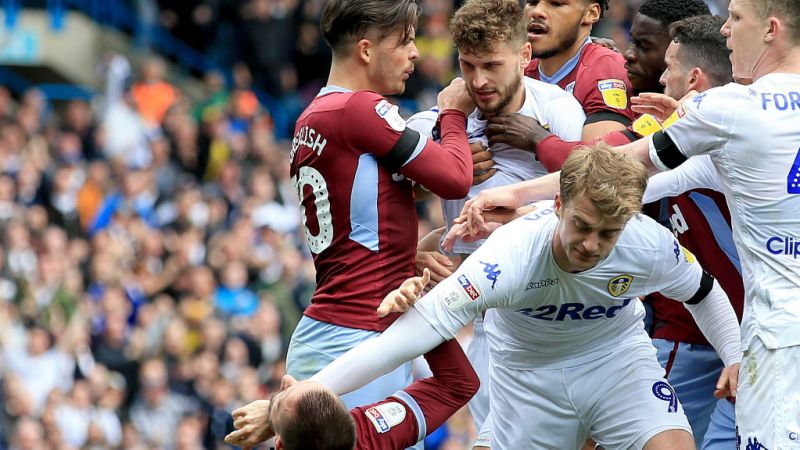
[286,4,474,448]
[225,340,479,450]
[494,0,711,172]
[625,0,714,94]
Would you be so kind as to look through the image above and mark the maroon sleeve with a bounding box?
[342,92,472,200]
[572,51,635,123]
[399,110,472,199]
[536,129,639,172]
[352,340,479,450]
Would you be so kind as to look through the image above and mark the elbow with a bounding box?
[455,366,480,404]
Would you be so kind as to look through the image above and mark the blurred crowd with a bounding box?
[0,0,731,449]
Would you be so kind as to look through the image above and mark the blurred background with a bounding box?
[0,1,730,449]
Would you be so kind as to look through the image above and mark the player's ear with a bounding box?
[582,3,601,26]
[520,42,532,69]
[765,16,780,43]
[554,193,563,217]
[357,39,372,64]
[687,67,702,91]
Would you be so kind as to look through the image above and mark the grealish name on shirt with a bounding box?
[290,126,328,163]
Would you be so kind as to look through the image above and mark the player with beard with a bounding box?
[486,0,712,172]
[286,3,474,450]
[405,1,586,446]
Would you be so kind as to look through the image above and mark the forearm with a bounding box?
[684,281,742,367]
[311,309,446,395]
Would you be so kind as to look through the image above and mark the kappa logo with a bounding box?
[607,274,633,297]
[673,241,681,264]
[525,278,559,291]
[479,261,501,289]
[744,438,769,450]
[691,92,708,109]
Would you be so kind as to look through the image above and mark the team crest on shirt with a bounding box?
[375,99,407,132]
[607,274,633,297]
[597,79,628,109]
[364,402,407,433]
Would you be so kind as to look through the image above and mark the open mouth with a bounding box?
[528,22,548,40]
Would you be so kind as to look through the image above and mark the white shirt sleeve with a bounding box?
[406,109,439,137]
[642,155,723,203]
[658,85,739,158]
[414,223,528,339]
[544,93,586,141]
[644,222,705,301]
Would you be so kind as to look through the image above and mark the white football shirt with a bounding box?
[407,77,586,253]
[653,74,800,349]
[413,201,704,369]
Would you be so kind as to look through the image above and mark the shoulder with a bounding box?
[579,44,627,69]
[617,214,675,253]
[523,76,574,101]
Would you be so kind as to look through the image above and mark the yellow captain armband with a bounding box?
[631,114,663,137]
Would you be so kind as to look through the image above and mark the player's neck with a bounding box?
[538,30,591,78]
[326,60,372,92]
[752,47,800,81]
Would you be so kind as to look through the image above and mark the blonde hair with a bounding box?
[559,144,648,221]
[450,0,527,55]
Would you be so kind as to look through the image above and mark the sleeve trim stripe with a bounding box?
[380,128,422,172]
[391,390,426,442]
[686,271,714,305]
[402,133,428,168]
[621,129,639,142]
[651,130,688,170]
[584,111,632,126]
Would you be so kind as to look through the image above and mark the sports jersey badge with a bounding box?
[662,104,686,129]
[442,274,481,310]
[607,274,633,297]
[597,79,628,109]
[364,402,407,433]
[375,99,407,132]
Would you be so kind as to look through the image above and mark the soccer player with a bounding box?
[462,3,800,447]
[522,0,634,138]
[492,0,712,172]
[286,0,475,424]
[406,0,585,441]
[620,2,800,448]
[229,340,476,450]
[312,146,742,450]
[224,322,479,450]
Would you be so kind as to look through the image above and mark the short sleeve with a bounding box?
[662,86,738,158]
[414,226,526,339]
[573,52,635,121]
[647,224,706,302]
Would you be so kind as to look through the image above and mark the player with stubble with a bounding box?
[283,3,475,448]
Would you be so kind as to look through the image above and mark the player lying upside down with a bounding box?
[311,145,741,450]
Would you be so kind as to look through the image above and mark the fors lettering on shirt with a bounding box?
[760,91,800,111]
[516,298,632,321]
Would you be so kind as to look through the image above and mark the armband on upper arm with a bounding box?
[650,131,688,170]
[379,128,426,172]
[686,271,714,305]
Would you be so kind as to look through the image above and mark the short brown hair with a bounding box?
[749,0,800,43]
[277,389,356,450]
[559,144,648,221]
[670,15,732,87]
[320,0,420,55]
[450,0,527,55]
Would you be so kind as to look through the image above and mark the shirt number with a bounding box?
[788,147,800,194]
[293,166,333,254]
